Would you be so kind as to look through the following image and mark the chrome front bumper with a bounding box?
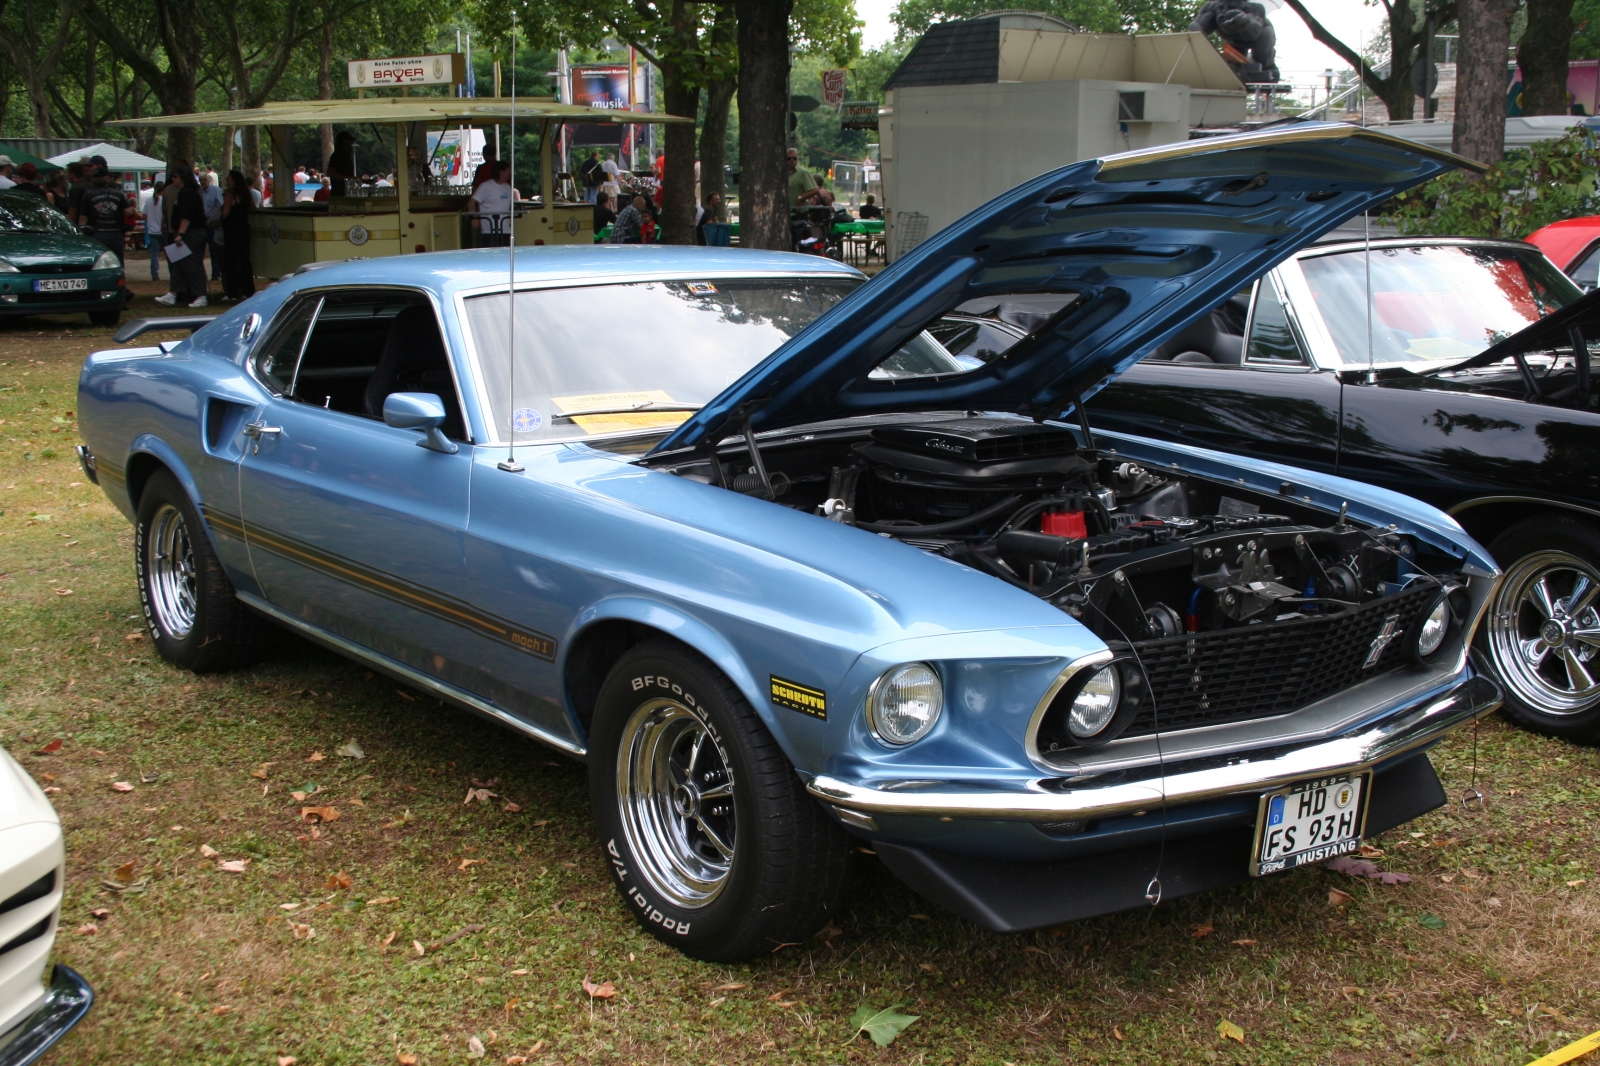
[0,965,93,1066]
[808,673,1500,824]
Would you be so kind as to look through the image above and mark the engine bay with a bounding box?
[647,414,1473,746]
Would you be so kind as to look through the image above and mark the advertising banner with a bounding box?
[821,69,849,108]
[570,64,633,147]
[348,53,465,89]
[426,128,485,183]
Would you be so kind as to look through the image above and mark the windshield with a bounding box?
[463,276,860,442]
[1299,244,1581,367]
[0,194,76,236]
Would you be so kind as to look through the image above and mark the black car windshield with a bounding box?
[0,193,76,236]
[1299,244,1581,368]
[462,276,861,442]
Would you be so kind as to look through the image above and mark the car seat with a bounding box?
[364,305,466,440]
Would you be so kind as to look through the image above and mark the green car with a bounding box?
[0,189,127,326]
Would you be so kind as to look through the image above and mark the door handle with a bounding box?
[243,420,281,439]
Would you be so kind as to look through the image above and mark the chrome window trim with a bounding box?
[1273,258,1348,373]
[450,267,866,447]
[1240,270,1317,372]
[246,283,476,443]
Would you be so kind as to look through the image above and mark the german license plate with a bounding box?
[1251,773,1368,877]
[33,278,87,292]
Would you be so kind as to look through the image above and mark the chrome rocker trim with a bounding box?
[238,592,587,757]
[807,673,1500,823]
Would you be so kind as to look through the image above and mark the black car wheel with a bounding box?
[589,639,850,961]
[135,469,260,672]
[1485,516,1600,742]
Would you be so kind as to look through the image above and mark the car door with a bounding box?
[237,287,481,687]
[1088,273,1345,478]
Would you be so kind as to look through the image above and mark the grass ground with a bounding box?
[2,281,1599,1065]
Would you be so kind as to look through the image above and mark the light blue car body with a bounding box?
[77,127,1499,873]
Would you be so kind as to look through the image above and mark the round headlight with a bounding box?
[92,249,121,271]
[1068,665,1121,739]
[868,663,943,745]
[1416,594,1451,658]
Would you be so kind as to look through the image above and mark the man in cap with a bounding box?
[79,165,132,263]
[0,155,14,190]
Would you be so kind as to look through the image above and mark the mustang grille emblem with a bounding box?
[1363,613,1404,668]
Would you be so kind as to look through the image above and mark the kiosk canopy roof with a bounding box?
[112,96,692,128]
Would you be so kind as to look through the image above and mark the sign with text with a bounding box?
[839,101,880,130]
[821,69,848,108]
[348,53,465,89]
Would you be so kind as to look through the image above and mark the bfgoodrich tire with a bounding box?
[589,639,850,961]
[135,469,261,672]
[1484,516,1600,743]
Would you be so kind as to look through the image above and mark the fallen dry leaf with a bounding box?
[370,896,399,905]
[113,860,137,882]
[428,925,486,951]
[1567,879,1588,887]
[413,940,426,957]
[326,871,354,890]
[1341,986,1365,998]
[1328,888,1354,906]
[713,982,748,992]
[582,977,617,1000]
[385,810,413,829]
[395,689,416,702]
[510,969,530,976]
[502,801,523,813]
[1231,938,1257,946]
[505,1058,527,1065]
[1189,921,1214,938]
[1113,1026,1125,1041]
[306,751,325,762]
[110,781,134,793]
[1358,844,1384,858]
[815,919,844,941]
[468,1035,486,1058]
[766,990,791,1002]
[300,806,340,823]
[289,922,314,939]
[250,764,270,780]
[458,858,486,871]
[1326,856,1412,884]
[1217,1018,1246,1044]
[76,923,98,935]
[397,1054,418,1065]
[36,739,62,754]
[336,739,365,759]
[278,1058,298,1066]
[90,908,109,919]
[219,859,250,873]
[909,913,932,921]
[1022,945,1048,956]
[211,1005,233,1015]
[42,786,60,794]
[464,787,497,805]
[199,844,219,858]
[279,903,301,911]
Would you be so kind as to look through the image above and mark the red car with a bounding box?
[1526,216,1600,289]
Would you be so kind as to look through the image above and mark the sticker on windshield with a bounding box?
[511,408,543,433]
[686,282,719,296]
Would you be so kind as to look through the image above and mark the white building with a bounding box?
[878,12,1248,260]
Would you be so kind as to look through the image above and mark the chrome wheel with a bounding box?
[146,503,198,639]
[616,698,736,909]
[1488,551,1600,715]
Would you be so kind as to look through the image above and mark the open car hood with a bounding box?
[657,124,1475,453]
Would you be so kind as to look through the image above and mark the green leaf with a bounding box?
[1217,1018,1246,1043]
[847,1003,920,1046]
[1418,912,1448,929]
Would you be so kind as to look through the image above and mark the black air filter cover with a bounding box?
[870,417,1076,463]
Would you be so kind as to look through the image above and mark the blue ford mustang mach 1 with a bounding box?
[77,126,1503,961]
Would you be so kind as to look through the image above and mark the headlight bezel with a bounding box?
[866,661,945,746]
[1034,654,1148,753]
[0,257,18,274]
[92,249,122,272]
[1408,585,1463,663]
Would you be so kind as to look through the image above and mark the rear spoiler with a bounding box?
[112,316,218,343]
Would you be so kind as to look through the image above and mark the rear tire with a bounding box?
[1483,516,1600,743]
[589,639,850,961]
[135,469,261,672]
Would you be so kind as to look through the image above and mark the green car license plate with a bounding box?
[34,277,88,292]
[1251,773,1369,877]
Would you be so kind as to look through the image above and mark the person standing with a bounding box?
[467,161,514,246]
[0,156,14,189]
[154,167,209,308]
[79,166,132,264]
[201,170,225,282]
[65,161,92,224]
[143,178,165,280]
[327,131,358,196]
[43,172,69,212]
[220,169,255,302]
[579,150,602,203]
[786,148,817,207]
[9,164,47,200]
[160,159,188,236]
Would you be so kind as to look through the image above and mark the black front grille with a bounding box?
[15,262,97,274]
[0,870,54,915]
[0,916,52,956]
[1114,584,1437,738]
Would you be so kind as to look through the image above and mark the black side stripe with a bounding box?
[202,504,557,661]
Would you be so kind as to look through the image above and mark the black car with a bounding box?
[1082,236,1600,741]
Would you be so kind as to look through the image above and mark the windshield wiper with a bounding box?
[554,401,703,421]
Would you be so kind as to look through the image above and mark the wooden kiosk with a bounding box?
[117,96,690,278]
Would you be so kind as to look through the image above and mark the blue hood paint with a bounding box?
[657,124,1475,453]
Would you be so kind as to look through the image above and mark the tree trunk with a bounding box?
[82,29,97,137]
[90,0,203,164]
[700,78,734,217]
[659,0,698,244]
[1282,0,1457,122]
[735,0,792,251]
[241,125,260,182]
[221,125,235,173]
[1519,0,1575,115]
[318,10,334,171]
[1454,0,1517,163]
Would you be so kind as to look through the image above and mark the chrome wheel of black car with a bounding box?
[589,639,850,961]
[1488,551,1600,713]
[146,503,198,639]
[617,697,736,908]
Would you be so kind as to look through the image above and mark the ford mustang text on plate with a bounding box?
[77,126,1503,961]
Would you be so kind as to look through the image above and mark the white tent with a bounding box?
[45,141,165,171]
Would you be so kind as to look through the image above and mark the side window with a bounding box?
[1568,241,1600,292]
[289,289,468,441]
[253,297,321,395]
[1244,276,1309,367]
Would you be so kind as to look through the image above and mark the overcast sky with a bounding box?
[851,0,1389,88]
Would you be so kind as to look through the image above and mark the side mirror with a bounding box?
[382,392,459,454]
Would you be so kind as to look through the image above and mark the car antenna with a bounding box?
[498,10,525,474]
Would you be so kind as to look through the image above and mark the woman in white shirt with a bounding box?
[467,162,515,247]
